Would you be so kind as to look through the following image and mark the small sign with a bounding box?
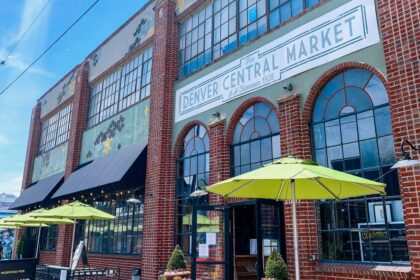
[60,269,68,280]
[206,233,216,245]
[199,244,209,258]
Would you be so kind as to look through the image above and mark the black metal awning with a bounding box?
[51,142,147,199]
[10,172,64,210]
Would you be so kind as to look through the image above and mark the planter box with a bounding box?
[159,271,191,280]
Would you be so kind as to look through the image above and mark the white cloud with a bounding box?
[0,133,11,147]
[0,0,53,77]
[0,173,23,197]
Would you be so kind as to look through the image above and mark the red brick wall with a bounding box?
[376,0,420,278]
[141,0,179,278]
[21,103,41,188]
[65,62,90,178]
[86,254,141,280]
[277,94,318,279]
[39,250,56,265]
[55,224,74,267]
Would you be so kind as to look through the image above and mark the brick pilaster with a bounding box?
[141,0,178,278]
[377,0,420,277]
[21,103,42,188]
[55,224,74,266]
[208,119,230,205]
[277,94,318,280]
[65,62,90,177]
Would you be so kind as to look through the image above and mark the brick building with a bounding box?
[11,0,419,279]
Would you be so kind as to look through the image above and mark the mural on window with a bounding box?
[311,69,409,263]
[179,0,319,78]
[231,102,280,176]
[85,195,144,255]
[176,125,210,254]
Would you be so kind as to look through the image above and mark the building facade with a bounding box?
[12,0,419,279]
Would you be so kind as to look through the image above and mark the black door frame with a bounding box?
[191,200,285,280]
[191,204,232,280]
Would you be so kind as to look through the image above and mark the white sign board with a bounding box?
[175,0,380,122]
[206,233,216,245]
[199,244,209,258]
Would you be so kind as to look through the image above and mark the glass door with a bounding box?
[191,205,231,280]
[256,200,284,278]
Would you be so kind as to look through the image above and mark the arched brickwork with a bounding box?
[226,96,281,145]
[302,61,388,124]
[173,120,210,159]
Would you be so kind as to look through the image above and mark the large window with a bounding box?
[86,195,144,255]
[176,125,210,254]
[231,102,280,176]
[39,103,73,154]
[40,225,58,251]
[311,69,409,264]
[87,47,153,127]
[179,0,319,78]
[269,0,318,29]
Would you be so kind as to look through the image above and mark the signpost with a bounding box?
[0,259,37,280]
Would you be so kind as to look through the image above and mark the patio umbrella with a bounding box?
[0,218,49,260]
[3,209,75,259]
[206,157,386,280]
[30,201,116,267]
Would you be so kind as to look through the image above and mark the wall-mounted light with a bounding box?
[212,112,221,119]
[283,83,293,91]
[391,139,420,169]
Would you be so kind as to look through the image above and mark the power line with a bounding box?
[1,0,52,64]
[0,0,100,96]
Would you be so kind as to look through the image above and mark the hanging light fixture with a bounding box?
[391,139,420,169]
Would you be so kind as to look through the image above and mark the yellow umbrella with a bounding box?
[3,209,75,259]
[3,209,75,225]
[30,201,116,267]
[206,157,386,280]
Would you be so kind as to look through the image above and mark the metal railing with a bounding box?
[36,266,120,280]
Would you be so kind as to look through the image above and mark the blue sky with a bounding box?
[0,0,147,196]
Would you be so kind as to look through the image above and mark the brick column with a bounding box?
[65,62,90,177]
[55,224,74,266]
[14,104,41,260]
[52,62,90,266]
[208,119,230,204]
[141,0,178,278]
[22,103,42,188]
[377,0,420,277]
[277,94,318,280]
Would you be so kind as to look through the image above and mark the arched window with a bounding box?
[176,125,210,254]
[311,69,408,263]
[231,102,280,176]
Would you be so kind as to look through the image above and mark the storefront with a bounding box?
[13,0,419,278]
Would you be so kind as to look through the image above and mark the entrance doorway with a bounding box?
[231,201,284,280]
[191,201,285,280]
[233,205,258,280]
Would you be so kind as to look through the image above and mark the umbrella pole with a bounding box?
[69,222,76,268]
[291,179,300,280]
[35,226,41,259]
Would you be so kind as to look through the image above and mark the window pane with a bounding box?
[325,120,341,146]
[313,123,325,149]
[357,111,376,140]
[378,135,395,166]
[375,107,392,137]
[360,139,379,168]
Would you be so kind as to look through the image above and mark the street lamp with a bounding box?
[391,139,420,169]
